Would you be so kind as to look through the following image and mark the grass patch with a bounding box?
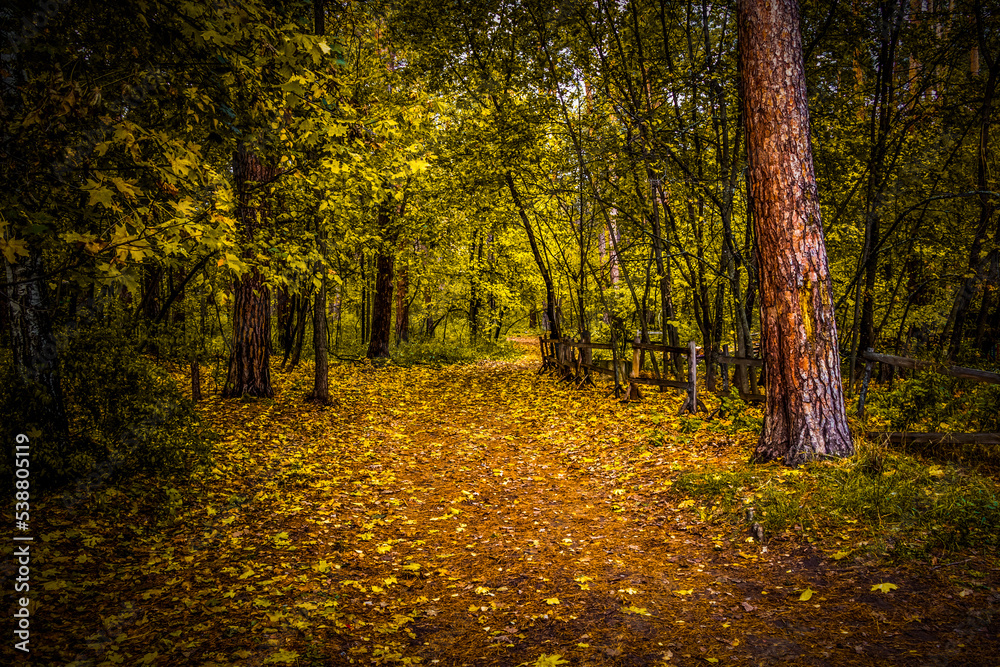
[673,436,1000,559]
[390,338,522,366]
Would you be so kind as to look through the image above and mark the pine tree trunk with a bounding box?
[223,270,273,398]
[223,143,276,398]
[739,0,853,465]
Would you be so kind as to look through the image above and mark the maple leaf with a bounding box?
[871,583,898,593]
[0,236,29,263]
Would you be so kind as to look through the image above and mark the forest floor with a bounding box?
[17,340,1000,666]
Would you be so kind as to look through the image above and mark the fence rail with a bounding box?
[857,347,1000,447]
[538,334,765,413]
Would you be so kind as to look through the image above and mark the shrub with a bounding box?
[0,325,214,488]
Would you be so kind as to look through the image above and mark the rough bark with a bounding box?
[223,271,273,398]
[739,0,853,465]
[311,277,329,401]
[223,143,276,398]
[309,233,330,403]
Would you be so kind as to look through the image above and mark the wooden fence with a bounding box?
[857,347,1000,446]
[539,333,765,413]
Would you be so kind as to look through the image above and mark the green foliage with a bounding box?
[866,372,1000,432]
[674,438,1000,556]
[712,391,765,433]
[57,325,214,481]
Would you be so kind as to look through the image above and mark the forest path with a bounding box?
[227,342,992,666]
[35,343,998,667]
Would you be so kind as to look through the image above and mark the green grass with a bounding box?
[673,436,1000,559]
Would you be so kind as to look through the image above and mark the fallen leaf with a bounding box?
[871,583,898,593]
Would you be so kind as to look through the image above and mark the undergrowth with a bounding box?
[0,325,215,489]
[865,370,1000,433]
[673,436,1000,559]
[390,338,522,366]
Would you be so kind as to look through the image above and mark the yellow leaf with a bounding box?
[0,237,29,264]
[799,588,814,601]
[871,582,898,593]
[545,597,560,605]
[263,649,299,664]
[678,499,695,508]
[673,589,693,596]
[623,605,651,616]
[832,551,850,560]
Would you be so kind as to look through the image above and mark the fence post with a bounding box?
[679,340,698,414]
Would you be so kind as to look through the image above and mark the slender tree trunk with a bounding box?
[739,0,853,465]
[288,293,310,369]
[311,235,329,401]
[505,173,560,339]
[395,255,409,346]
[469,230,482,341]
[4,249,70,447]
[277,286,294,366]
[367,251,395,358]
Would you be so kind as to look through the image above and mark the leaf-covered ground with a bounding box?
[12,341,1000,666]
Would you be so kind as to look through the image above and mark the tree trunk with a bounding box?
[505,173,560,339]
[739,0,853,465]
[288,292,310,369]
[223,143,276,398]
[310,225,330,401]
[395,256,409,346]
[4,249,70,447]
[469,231,482,341]
[222,270,273,398]
[367,251,395,358]
[277,286,294,366]
[311,279,329,401]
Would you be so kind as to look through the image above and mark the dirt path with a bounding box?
[265,350,998,665]
[29,346,1000,666]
